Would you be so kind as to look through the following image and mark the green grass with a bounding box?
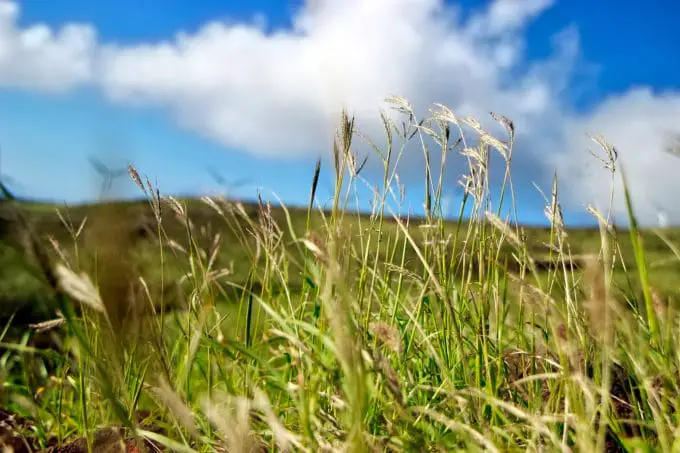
[1,97,679,452]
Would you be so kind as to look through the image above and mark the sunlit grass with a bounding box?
[1,96,679,452]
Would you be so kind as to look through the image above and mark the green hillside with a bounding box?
[2,195,678,327]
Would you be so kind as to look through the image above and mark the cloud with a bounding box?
[96,0,564,160]
[466,0,555,37]
[0,0,96,92]
[552,87,680,224]
[1,0,679,224]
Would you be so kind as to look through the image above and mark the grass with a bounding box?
[0,96,679,452]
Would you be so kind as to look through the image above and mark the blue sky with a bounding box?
[1,0,679,226]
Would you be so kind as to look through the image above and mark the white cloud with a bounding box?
[0,0,96,92]
[466,0,555,37]
[553,88,680,224]
[1,0,679,224]
[96,0,562,159]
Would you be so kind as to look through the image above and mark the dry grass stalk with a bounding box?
[583,257,617,346]
[54,264,106,315]
[127,164,146,195]
[369,322,402,355]
[302,230,328,264]
[201,393,256,453]
[150,377,199,440]
[485,211,521,248]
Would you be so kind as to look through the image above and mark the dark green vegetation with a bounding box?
[1,99,679,452]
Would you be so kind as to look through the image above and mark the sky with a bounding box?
[0,0,679,227]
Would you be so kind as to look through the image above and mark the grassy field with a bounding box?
[1,99,679,452]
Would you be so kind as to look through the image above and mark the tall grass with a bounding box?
[2,96,680,453]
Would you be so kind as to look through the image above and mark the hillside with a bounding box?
[2,195,678,326]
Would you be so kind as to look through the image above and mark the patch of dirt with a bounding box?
[0,407,53,453]
[44,427,160,453]
[0,409,165,453]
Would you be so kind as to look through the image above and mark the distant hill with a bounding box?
[1,196,678,327]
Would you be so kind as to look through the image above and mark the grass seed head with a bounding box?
[369,322,402,355]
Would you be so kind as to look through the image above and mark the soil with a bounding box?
[0,408,164,453]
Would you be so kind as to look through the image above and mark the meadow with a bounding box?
[1,98,679,452]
